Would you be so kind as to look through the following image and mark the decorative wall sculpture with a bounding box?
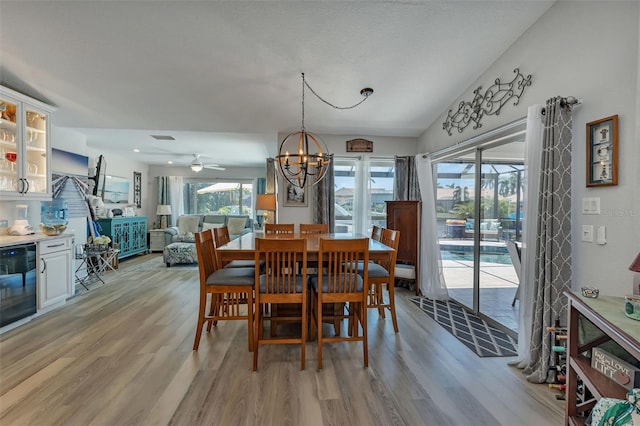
[443,68,532,136]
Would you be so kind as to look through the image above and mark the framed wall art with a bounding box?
[283,183,307,207]
[133,171,142,208]
[586,115,618,187]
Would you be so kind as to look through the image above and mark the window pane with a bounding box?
[334,161,355,233]
[370,160,394,230]
[182,181,253,216]
[333,159,394,234]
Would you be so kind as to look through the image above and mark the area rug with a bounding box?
[410,296,517,357]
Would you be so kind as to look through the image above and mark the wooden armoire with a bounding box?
[386,200,420,294]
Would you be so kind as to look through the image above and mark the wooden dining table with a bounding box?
[216,231,395,265]
[216,232,396,337]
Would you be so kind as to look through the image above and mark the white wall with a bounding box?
[277,133,419,225]
[86,146,150,224]
[419,1,640,297]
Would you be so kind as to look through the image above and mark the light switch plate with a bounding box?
[582,197,601,214]
[582,225,594,242]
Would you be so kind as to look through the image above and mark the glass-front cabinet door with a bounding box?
[0,97,20,193]
[0,86,53,199]
[24,107,49,195]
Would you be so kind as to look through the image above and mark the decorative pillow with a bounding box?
[227,217,247,235]
[176,232,195,243]
[202,222,225,231]
[178,215,201,235]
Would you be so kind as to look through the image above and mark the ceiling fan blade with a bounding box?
[204,165,226,171]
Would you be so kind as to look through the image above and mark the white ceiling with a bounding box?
[0,0,554,169]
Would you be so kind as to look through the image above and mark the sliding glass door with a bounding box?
[434,130,525,335]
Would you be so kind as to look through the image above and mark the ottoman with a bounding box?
[163,242,197,267]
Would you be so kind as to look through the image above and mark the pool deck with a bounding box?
[440,240,520,333]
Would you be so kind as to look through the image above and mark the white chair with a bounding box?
[505,240,522,306]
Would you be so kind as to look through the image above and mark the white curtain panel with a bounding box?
[353,157,371,235]
[168,176,183,226]
[513,104,544,367]
[415,154,449,300]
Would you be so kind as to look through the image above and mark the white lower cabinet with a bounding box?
[38,237,72,310]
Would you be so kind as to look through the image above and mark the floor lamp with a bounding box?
[255,194,276,228]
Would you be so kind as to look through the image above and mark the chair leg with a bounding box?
[253,301,261,371]
[317,296,323,370]
[301,293,307,371]
[360,301,369,368]
[377,283,386,318]
[388,282,399,333]
[207,294,217,332]
[247,290,254,353]
[270,304,279,337]
[193,293,207,350]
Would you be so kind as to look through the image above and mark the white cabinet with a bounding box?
[0,86,55,200]
[149,229,167,252]
[38,237,72,310]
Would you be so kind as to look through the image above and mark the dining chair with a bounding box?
[364,228,400,333]
[371,225,383,242]
[253,238,308,371]
[299,223,329,234]
[212,226,256,269]
[193,229,255,351]
[309,237,370,369]
[264,223,295,234]
[299,223,329,272]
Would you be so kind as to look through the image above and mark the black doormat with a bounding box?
[410,297,518,357]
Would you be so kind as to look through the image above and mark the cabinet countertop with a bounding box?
[567,292,640,349]
[0,233,73,248]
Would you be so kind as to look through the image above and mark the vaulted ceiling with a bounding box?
[0,0,554,168]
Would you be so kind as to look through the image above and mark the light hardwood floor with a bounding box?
[0,254,563,425]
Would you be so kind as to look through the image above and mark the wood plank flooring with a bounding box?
[0,254,564,425]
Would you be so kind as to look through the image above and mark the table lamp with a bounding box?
[255,194,276,227]
[156,204,172,229]
[630,252,640,295]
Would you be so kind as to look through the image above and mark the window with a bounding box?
[182,180,254,216]
[334,158,394,234]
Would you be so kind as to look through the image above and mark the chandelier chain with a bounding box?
[302,73,370,110]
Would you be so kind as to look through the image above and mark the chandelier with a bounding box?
[275,73,373,188]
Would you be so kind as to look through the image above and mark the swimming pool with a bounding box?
[441,250,513,265]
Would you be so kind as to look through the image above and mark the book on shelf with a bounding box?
[591,347,640,390]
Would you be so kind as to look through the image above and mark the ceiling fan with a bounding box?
[189,154,225,172]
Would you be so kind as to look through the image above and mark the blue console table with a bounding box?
[97,216,148,259]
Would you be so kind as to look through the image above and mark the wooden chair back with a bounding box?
[379,228,400,270]
[318,238,369,298]
[212,226,231,247]
[371,225,383,242]
[255,238,307,298]
[195,230,219,287]
[299,223,328,234]
[264,223,295,234]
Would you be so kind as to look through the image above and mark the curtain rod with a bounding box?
[423,117,527,160]
[541,96,582,115]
